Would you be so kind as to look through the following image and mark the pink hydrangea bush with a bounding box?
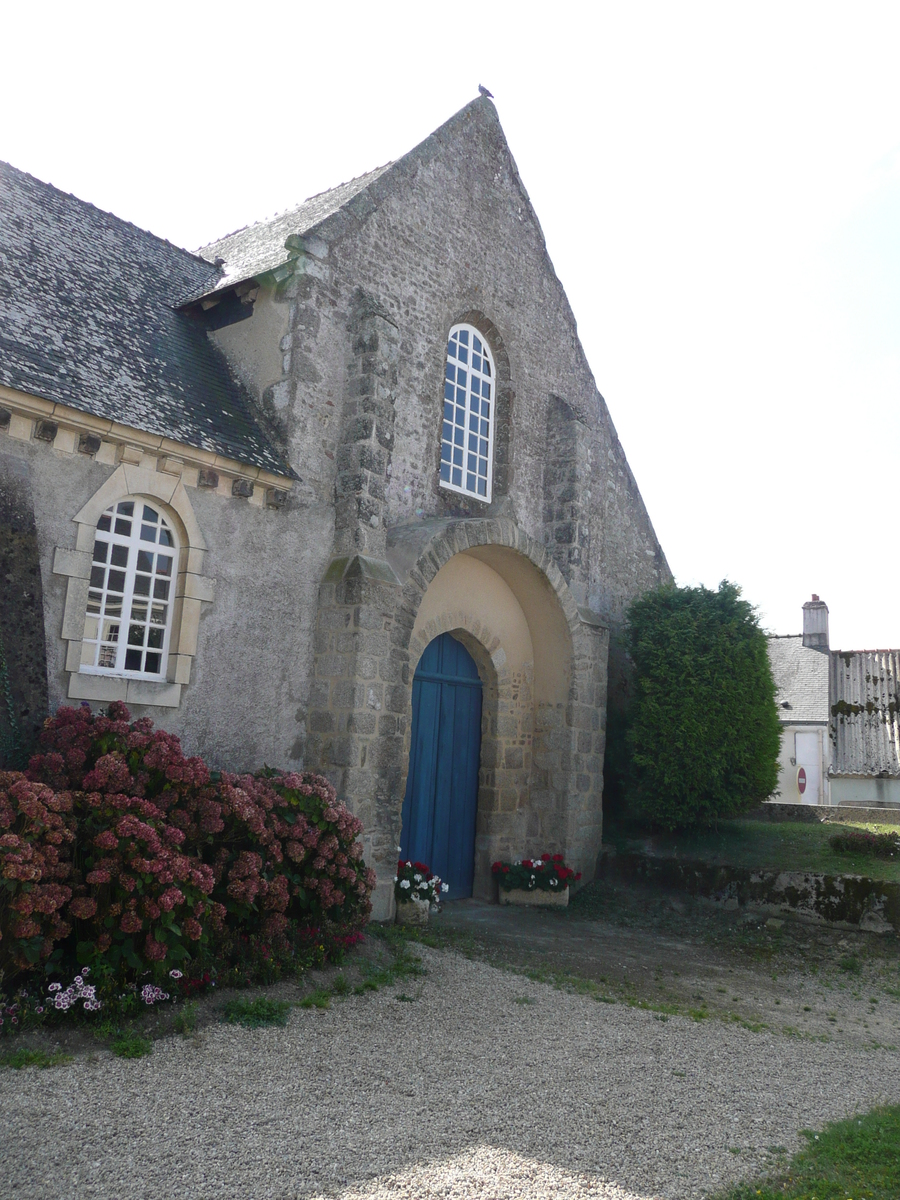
[0,772,76,977]
[63,786,218,973]
[4,704,375,991]
[202,769,376,940]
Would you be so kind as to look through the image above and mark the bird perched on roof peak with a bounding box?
[478,84,494,99]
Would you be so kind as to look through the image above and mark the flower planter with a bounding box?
[498,886,569,908]
[395,897,430,927]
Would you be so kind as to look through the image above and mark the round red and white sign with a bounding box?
[797,767,807,796]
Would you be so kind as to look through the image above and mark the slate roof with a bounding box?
[187,164,393,304]
[830,649,900,778]
[0,161,290,476]
[767,635,830,724]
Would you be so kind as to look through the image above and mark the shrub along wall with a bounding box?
[625,580,781,830]
[0,703,375,987]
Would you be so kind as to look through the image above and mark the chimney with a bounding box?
[802,594,829,651]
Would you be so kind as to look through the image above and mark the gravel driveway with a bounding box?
[3,946,900,1200]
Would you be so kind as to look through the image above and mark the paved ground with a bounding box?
[3,887,900,1200]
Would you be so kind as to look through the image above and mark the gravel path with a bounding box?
[3,946,900,1200]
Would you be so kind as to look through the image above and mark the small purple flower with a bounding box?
[35,1007,44,1015]
[48,983,61,993]
[169,969,183,980]
[81,967,90,976]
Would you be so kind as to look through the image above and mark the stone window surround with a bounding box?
[432,311,514,516]
[54,465,215,709]
[80,498,180,680]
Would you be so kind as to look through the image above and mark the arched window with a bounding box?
[80,498,178,679]
[441,324,494,500]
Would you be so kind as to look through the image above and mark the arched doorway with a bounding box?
[399,632,483,899]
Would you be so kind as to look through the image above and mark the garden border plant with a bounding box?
[0,702,376,1036]
[491,852,581,893]
[829,829,900,860]
[394,859,447,908]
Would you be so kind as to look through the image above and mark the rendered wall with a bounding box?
[830,778,900,807]
[0,416,325,772]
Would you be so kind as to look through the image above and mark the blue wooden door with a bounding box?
[400,633,483,900]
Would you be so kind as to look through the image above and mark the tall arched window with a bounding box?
[441,324,494,500]
[80,498,178,679]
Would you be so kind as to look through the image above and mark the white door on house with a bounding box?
[794,732,821,805]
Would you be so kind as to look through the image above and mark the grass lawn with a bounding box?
[711,1104,900,1200]
[608,819,900,883]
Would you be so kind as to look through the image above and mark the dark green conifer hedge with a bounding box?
[626,580,780,829]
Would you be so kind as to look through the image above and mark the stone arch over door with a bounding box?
[307,517,609,919]
[393,518,609,906]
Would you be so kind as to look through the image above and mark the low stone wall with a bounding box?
[747,802,900,826]
[597,850,900,933]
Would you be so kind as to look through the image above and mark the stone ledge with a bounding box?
[598,850,900,933]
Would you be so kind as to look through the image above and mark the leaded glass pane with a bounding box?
[440,323,494,501]
[80,499,177,677]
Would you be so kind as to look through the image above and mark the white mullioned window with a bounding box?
[80,499,178,679]
[441,324,494,500]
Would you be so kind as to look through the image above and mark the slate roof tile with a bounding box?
[0,161,290,476]
[186,164,393,304]
[767,635,830,724]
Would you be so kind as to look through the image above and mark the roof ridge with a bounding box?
[0,159,216,273]
[196,162,393,254]
[833,647,900,656]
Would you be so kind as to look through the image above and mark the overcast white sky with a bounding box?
[3,2,898,649]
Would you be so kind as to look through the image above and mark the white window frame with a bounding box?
[80,499,178,681]
[440,323,495,502]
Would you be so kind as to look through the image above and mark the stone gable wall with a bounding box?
[4,101,670,917]
[250,100,670,635]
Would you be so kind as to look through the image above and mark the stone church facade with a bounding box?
[0,98,669,917]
